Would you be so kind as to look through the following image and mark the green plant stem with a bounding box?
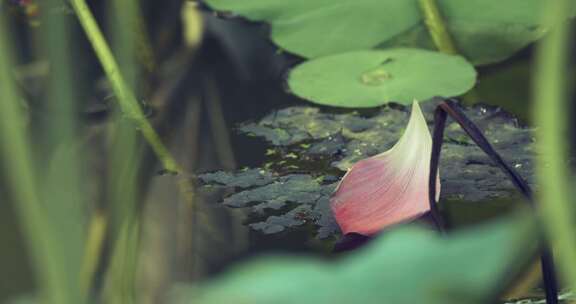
[533,0,576,292]
[102,217,141,304]
[418,0,480,103]
[0,16,83,304]
[418,0,458,55]
[38,0,87,301]
[69,0,179,173]
[80,210,107,294]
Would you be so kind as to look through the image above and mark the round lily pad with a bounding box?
[288,48,477,107]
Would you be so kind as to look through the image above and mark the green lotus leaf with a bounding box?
[170,215,535,304]
[378,20,545,65]
[288,49,477,107]
[205,0,574,65]
[206,0,420,58]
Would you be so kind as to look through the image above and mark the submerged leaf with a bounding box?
[287,49,476,107]
[331,101,440,235]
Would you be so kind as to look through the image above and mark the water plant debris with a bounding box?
[199,98,538,239]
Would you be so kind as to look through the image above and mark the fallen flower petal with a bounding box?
[330,101,440,236]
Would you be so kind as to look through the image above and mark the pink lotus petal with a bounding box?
[330,101,440,236]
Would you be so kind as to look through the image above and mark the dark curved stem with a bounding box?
[429,98,558,304]
[439,99,533,198]
[428,106,447,233]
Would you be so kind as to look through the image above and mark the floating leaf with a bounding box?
[205,0,573,64]
[288,49,476,107]
[437,0,550,62]
[331,101,440,235]
[205,0,419,58]
[378,15,546,65]
[170,215,536,304]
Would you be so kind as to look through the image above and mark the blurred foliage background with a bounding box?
[0,0,296,302]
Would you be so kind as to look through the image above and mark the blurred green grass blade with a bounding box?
[101,0,144,302]
[103,122,142,304]
[102,218,141,304]
[107,0,140,233]
[39,0,87,297]
[69,0,179,173]
[81,210,107,294]
[107,122,141,234]
[533,0,576,291]
[0,10,85,304]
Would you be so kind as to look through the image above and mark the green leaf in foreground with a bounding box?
[206,0,575,65]
[288,49,476,107]
[170,215,535,304]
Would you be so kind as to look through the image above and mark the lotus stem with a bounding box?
[418,0,458,55]
[429,99,558,304]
